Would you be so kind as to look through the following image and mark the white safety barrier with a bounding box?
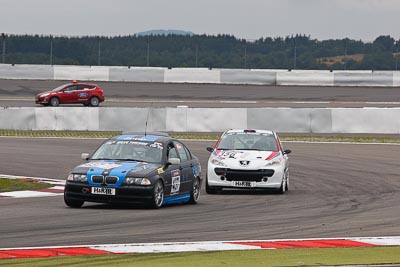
[0,107,399,134]
[219,69,276,85]
[334,71,393,87]
[164,68,220,83]
[53,65,109,81]
[0,64,399,87]
[276,70,334,86]
[109,67,164,82]
[0,64,53,80]
[393,72,400,87]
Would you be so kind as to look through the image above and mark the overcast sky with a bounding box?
[1,0,399,41]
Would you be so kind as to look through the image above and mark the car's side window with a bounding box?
[183,145,192,160]
[173,141,189,162]
[65,85,78,91]
[167,142,178,160]
[77,84,88,90]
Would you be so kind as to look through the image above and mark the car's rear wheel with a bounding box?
[64,194,84,208]
[149,180,164,209]
[49,97,60,107]
[205,175,220,194]
[89,96,100,107]
[189,177,201,204]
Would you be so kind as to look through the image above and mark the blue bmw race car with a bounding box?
[64,132,202,209]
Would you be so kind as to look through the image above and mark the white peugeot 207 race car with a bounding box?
[206,129,291,194]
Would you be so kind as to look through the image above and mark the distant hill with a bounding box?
[136,29,194,36]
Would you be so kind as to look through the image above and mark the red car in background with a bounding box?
[35,81,105,107]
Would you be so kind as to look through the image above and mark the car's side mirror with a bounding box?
[81,153,90,160]
[167,157,181,166]
[282,149,291,155]
[206,147,214,152]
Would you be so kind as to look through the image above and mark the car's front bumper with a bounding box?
[35,96,50,104]
[64,182,154,204]
[207,164,285,189]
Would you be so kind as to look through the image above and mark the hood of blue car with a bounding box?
[72,160,161,187]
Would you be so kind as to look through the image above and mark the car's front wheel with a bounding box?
[64,194,84,208]
[189,177,201,204]
[285,171,289,191]
[149,180,164,209]
[49,97,60,107]
[89,96,100,107]
[277,174,288,194]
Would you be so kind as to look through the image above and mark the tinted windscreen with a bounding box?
[217,133,278,151]
[91,140,163,163]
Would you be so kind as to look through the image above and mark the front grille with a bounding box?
[105,176,118,184]
[214,168,275,182]
[91,175,119,185]
[92,175,104,183]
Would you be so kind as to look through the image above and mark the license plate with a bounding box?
[232,181,255,187]
[91,187,116,195]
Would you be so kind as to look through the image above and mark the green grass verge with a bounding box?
[1,247,400,267]
[0,178,52,193]
[0,130,399,143]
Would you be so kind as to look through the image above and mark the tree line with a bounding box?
[1,33,399,70]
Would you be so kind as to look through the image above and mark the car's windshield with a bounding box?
[91,140,163,164]
[51,84,69,92]
[217,132,278,151]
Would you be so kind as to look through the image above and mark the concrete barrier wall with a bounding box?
[164,68,220,83]
[219,69,276,85]
[0,107,399,134]
[331,108,400,134]
[334,71,394,87]
[0,64,399,87]
[109,67,164,82]
[53,66,109,81]
[393,72,400,87]
[0,64,54,80]
[276,70,334,86]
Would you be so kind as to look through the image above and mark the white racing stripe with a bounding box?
[0,174,65,184]
[0,190,63,198]
[2,236,400,252]
[354,237,400,246]
[91,241,263,254]
[0,175,65,199]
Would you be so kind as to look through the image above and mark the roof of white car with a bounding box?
[225,129,275,135]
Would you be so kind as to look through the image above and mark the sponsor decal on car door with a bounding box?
[170,169,181,195]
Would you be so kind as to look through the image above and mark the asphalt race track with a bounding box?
[0,137,399,248]
[1,79,400,107]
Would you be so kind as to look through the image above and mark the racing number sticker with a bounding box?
[170,170,181,195]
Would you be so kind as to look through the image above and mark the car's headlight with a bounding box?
[211,158,227,167]
[67,174,88,182]
[125,177,151,185]
[265,159,282,167]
